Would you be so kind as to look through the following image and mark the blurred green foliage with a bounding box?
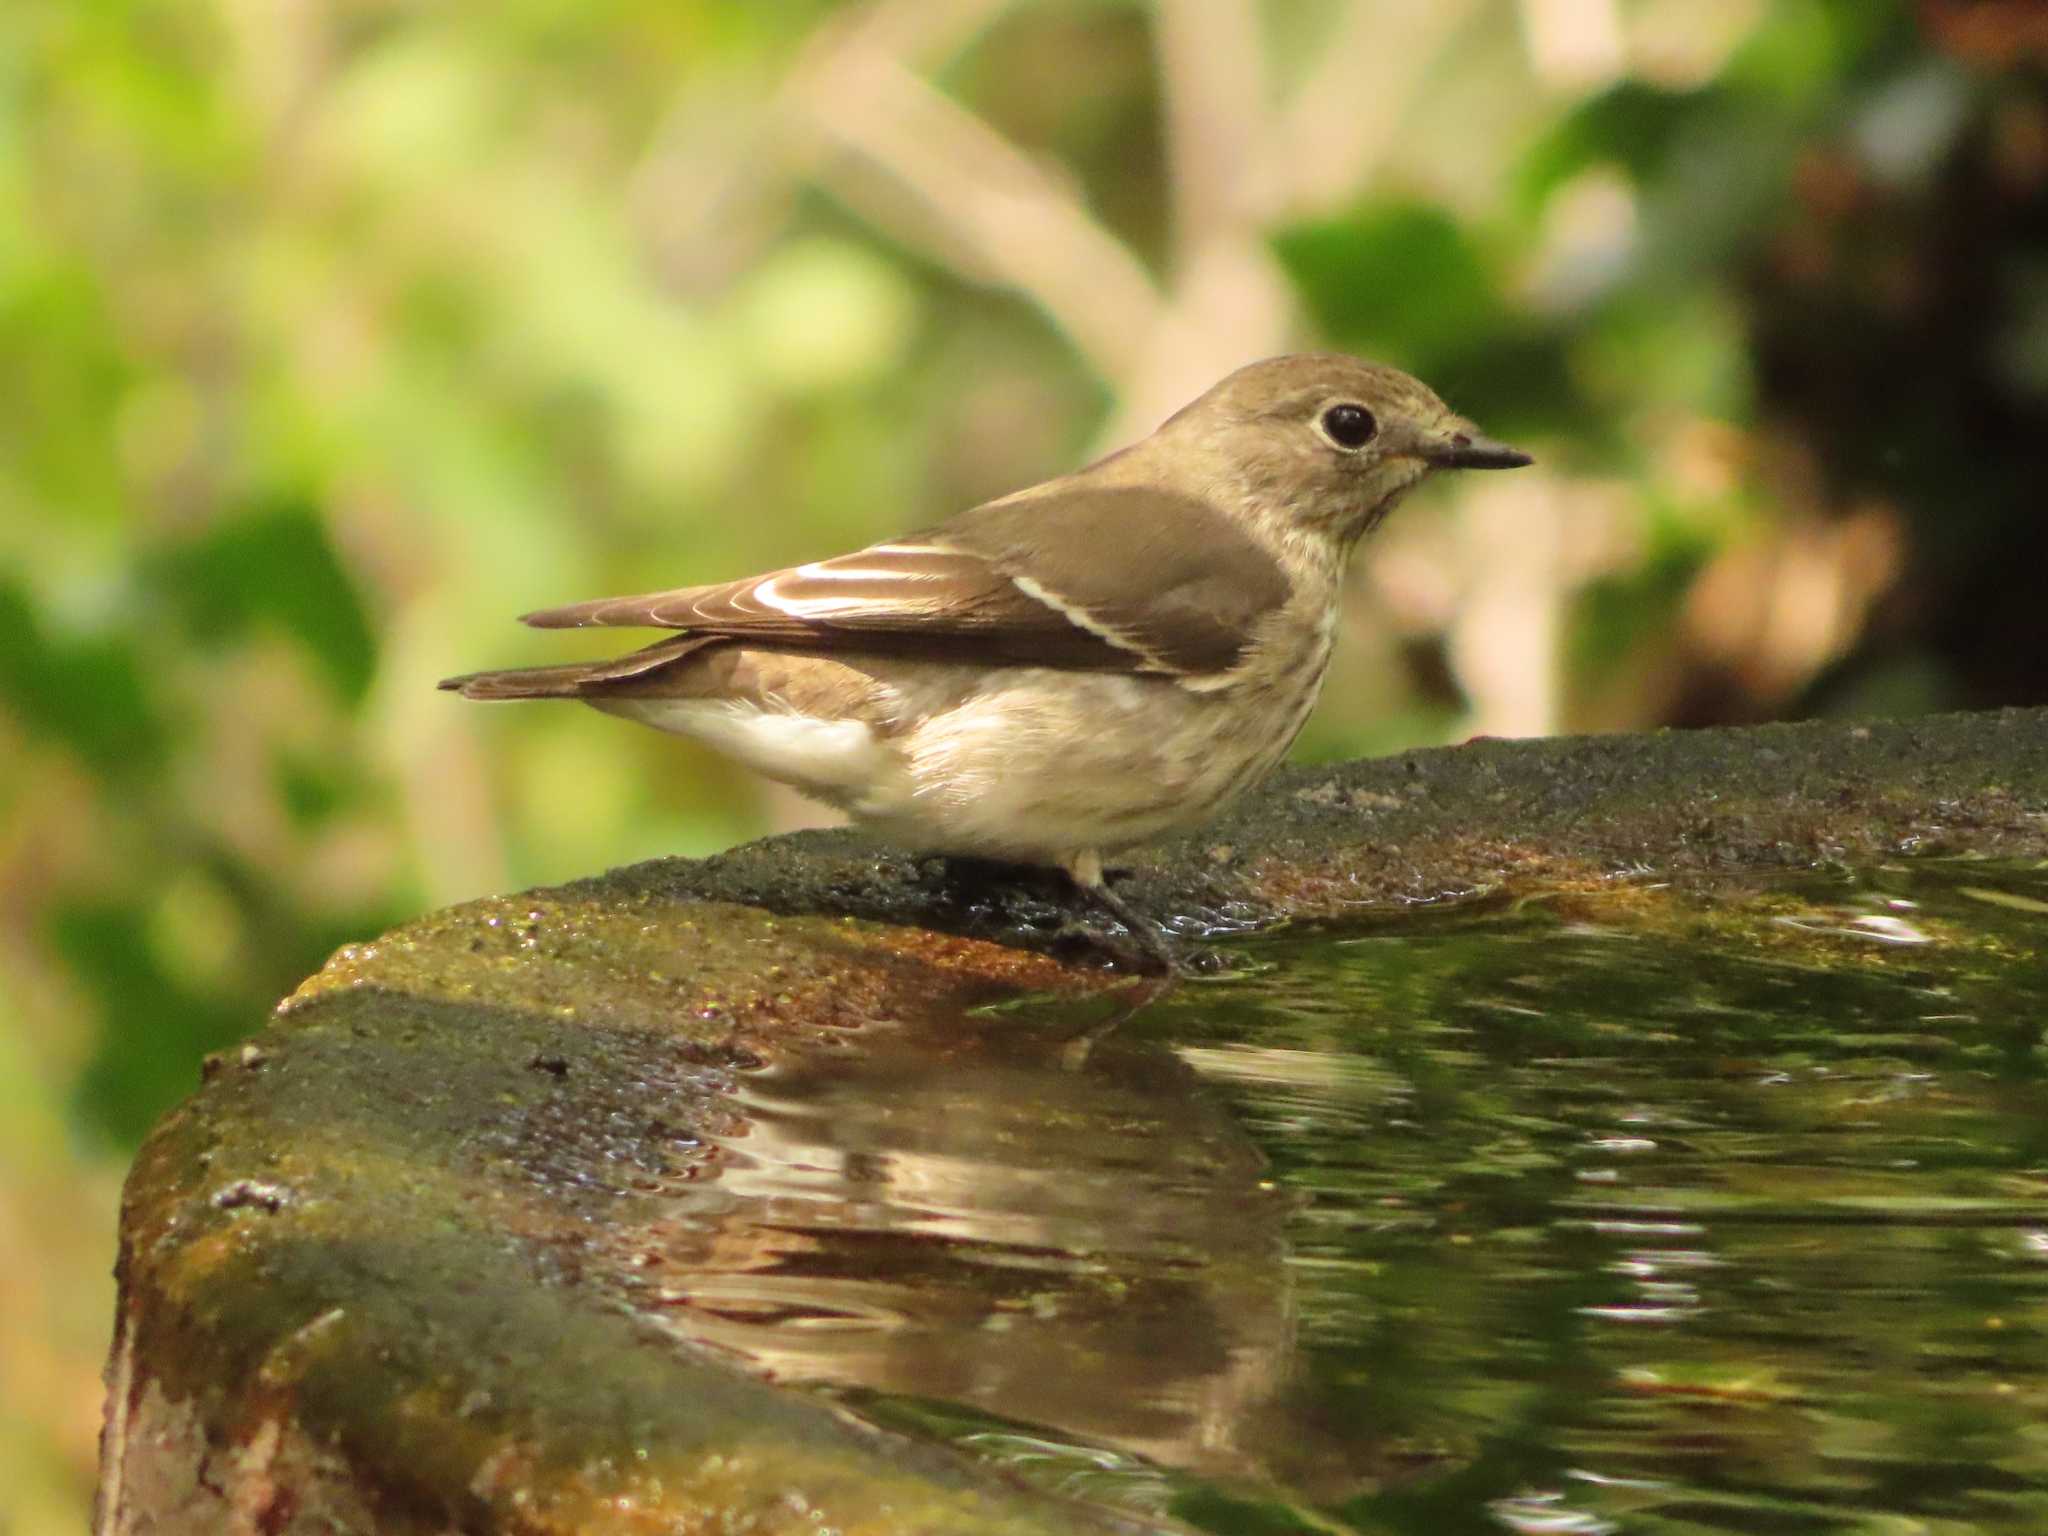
[1,2,2045,1527]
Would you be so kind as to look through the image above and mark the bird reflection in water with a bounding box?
[614,994,1312,1492]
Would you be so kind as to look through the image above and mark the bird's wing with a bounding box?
[520,486,1292,676]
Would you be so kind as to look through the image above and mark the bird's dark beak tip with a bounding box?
[1432,433,1534,471]
[1471,445,1535,471]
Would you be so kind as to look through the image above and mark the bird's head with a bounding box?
[1158,353,1532,544]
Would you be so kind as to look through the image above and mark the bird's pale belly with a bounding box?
[865,663,1324,863]
[602,640,1331,866]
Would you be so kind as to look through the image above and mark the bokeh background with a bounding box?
[3,0,2045,1525]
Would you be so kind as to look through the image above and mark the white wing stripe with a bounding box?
[1008,575,1154,658]
[789,561,946,583]
[750,574,873,618]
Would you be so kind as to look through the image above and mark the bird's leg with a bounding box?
[919,849,1181,976]
[1061,849,1179,976]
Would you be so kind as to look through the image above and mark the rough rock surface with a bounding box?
[608,706,2048,949]
[98,710,2048,1533]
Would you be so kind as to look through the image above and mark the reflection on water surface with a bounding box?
[624,861,2048,1534]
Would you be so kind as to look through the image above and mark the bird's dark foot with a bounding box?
[1065,902,1235,978]
[916,853,1210,978]
[1065,868,1185,977]
[1050,921,1177,977]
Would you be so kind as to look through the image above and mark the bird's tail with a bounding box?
[438,634,715,700]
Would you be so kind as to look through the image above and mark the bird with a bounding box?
[441,354,1532,970]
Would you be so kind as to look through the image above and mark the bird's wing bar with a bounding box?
[524,543,1009,634]
[519,487,1291,676]
[522,540,1157,671]
[941,487,1291,675]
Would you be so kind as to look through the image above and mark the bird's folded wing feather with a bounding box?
[519,487,1291,676]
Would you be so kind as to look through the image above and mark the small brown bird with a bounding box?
[442,354,1531,967]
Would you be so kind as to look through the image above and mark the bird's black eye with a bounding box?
[1320,402,1378,450]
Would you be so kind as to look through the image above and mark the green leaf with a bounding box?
[1514,82,1729,216]
[1275,203,1506,368]
[52,899,246,1145]
[150,500,378,704]
[0,578,168,776]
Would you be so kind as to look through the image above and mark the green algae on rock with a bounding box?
[101,909,1143,1535]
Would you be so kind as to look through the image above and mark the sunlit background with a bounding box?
[3,0,2046,1526]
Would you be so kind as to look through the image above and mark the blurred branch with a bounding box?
[1144,1,1540,431]
[818,0,1021,60]
[1515,0,1624,92]
[646,0,1505,420]
[1272,0,1488,212]
[639,0,1168,385]
[638,0,1525,447]
[1107,0,1298,434]
[1153,0,1268,250]
[634,0,1018,294]
[788,29,1164,384]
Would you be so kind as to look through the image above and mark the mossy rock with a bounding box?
[98,710,2048,1533]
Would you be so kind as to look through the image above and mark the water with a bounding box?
[630,860,2048,1534]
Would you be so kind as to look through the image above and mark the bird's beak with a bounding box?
[1423,428,1533,471]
